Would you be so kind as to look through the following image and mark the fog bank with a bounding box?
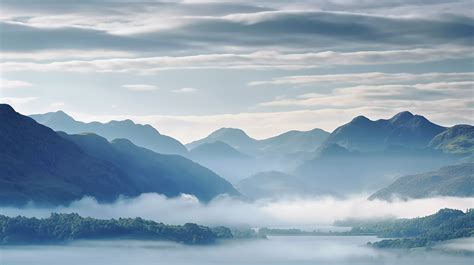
[1,194,473,227]
[1,237,472,265]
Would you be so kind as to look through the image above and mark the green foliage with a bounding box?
[363,208,474,249]
[0,213,234,245]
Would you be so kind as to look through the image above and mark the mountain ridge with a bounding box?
[0,104,237,205]
[30,111,188,156]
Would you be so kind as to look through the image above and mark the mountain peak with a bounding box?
[351,115,371,123]
[209,127,252,140]
[52,110,73,118]
[389,111,414,123]
[0,103,15,113]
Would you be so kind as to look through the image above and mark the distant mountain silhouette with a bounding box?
[324,111,446,152]
[188,141,256,183]
[0,104,237,206]
[186,127,330,181]
[61,133,238,202]
[369,163,474,201]
[30,111,188,156]
[189,141,250,160]
[0,104,136,206]
[237,171,335,199]
[187,128,258,155]
[187,127,329,157]
[429,125,474,157]
[295,143,456,193]
[259,128,329,154]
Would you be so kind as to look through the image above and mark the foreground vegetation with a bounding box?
[0,213,234,245]
[358,209,474,249]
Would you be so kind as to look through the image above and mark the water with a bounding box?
[1,236,472,265]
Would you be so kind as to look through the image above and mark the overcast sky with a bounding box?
[1,0,473,143]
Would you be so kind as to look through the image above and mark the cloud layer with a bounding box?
[1,0,472,141]
[2,193,473,227]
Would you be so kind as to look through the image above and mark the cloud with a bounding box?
[0,96,38,105]
[1,7,473,54]
[249,72,474,86]
[0,78,33,89]
[1,193,473,227]
[172,87,197,93]
[2,48,472,73]
[259,81,474,108]
[0,50,136,61]
[122,84,159,91]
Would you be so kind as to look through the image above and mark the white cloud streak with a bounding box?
[172,87,197,93]
[249,72,474,86]
[0,79,33,89]
[2,48,472,74]
[259,81,474,108]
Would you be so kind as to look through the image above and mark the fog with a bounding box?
[1,237,472,265]
[1,193,473,227]
[2,194,473,265]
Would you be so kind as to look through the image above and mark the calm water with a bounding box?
[1,236,472,265]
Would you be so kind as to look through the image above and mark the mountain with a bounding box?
[0,104,137,206]
[187,128,258,155]
[188,141,256,183]
[259,128,330,154]
[237,171,333,199]
[61,133,238,201]
[30,111,188,156]
[187,127,329,156]
[429,125,474,157]
[324,111,446,152]
[295,143,456,193]
[369,163,474,201]
[0,104,237,205]
[189,141,250,160]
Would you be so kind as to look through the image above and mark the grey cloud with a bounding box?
[0,22,186,52]
[1,10,472,54]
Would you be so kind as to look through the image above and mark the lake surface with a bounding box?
[1,236,472,265]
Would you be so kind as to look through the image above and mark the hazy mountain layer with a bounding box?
[0,104,136,206]
[369,163,474,201]
[429,125,474,157]
[187,127,329,157]
[31,111,188,156]
[295,143,457,193]
[237,171,332,199]
[61,133,238,202]
[0,104,237,205]
[324,111,446,152]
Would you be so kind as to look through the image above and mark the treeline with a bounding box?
[358,208,474,249]
[0,213,233,245]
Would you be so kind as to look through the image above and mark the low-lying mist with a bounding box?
[2,236,473,265]
[2,194,472,227]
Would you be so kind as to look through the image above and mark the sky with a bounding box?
[0,0,473,143]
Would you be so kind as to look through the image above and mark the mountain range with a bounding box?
[2,104,473,205]
[0,104,237,206]
[187,127,330,157]
[30,111,188,156]
[429,125,474,157]
[324,111,446,152]
[369,163,474,201]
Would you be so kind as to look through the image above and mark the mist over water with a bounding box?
[1,193,473,227]
[1,237,472,265]
[2,193,472,265]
